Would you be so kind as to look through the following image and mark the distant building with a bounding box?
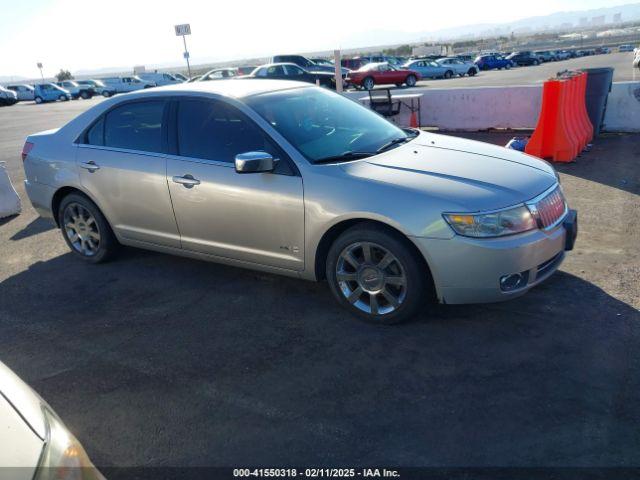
[579,17,588,26]
[560,22,573,30]
[591,15,605,26]
[411,45,447,57]
[613,13,622,23]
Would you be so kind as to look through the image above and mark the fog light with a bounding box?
[500,272,529,292]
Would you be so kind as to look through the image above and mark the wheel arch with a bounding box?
[51,185,111,230]
[313,218,437,301]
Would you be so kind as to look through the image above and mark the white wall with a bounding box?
[345,82,640,133]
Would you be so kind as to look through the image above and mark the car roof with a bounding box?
[122,78,312,99]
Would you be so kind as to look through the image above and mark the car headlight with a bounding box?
[443,205,537,238]
[34,407,104,480]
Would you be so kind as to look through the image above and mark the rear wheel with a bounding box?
[59,94,67,101]
[58,193,118,263]
[102,90,112,98]
[362,77,375,91]
[468,68,476,76]
[405,75,417,87]
[34,96,43,104]
[533,59,539,66]
[80,90,90,99]
[326,224,429,325]
[444,70,453,79]
[505,63,511,69]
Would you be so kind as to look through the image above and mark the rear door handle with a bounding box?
[172,174,201,188]
[79,161,100,172]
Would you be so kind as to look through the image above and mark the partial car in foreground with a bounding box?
[22,80,577,324]
[347,62,420,90]
[0,361,104,480]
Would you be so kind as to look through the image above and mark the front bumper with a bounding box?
[412,210,577,304]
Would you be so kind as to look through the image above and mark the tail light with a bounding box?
[22,141,34,162]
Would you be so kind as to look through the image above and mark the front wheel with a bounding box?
[326,224,430,324]
[80,91,90,99]
[505,63,511,69]
[35,96,43,104]
[533,60,539,66]
[444,70,453,79]
[362,77,375,91]
[102,91,112,97]
[468,68,476,76]
[58,193,118,263]
[405,75,417,87]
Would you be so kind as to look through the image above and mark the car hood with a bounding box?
[341,132,557,212]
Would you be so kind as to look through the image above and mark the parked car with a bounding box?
[237,66,258,75]
[533,51,556,62]
[137,72,181,86]
[76,79,107,95]
[474,54,513,70]
[247,63,335,88]
[619,44,635,52]
[347,62,420,90]
[56,80,94,99]
[506,51,540,66]
[272,54,349,76]
[198,68,239,81]
[6,84,35,101]
[99,76,154,96]
[0,361,105,480]
[21,80,577,324]
[402,59,448,78]
[435,57,479,77]
[33,83,71,103]
[595,47,610,54]
[0,85,18,106]
[633,50,640,68]
[173,72,189,82]
[341,57,369,71]
[555,50,571,61]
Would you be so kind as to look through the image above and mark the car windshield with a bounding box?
[246,87,413,164]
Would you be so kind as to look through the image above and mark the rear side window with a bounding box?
[103,101,165,153]
[86,117,105,146]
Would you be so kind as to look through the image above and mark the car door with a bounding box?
[165,97,305,271]
[76,98,181,248]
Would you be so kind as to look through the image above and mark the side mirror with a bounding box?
[235,151,274,174]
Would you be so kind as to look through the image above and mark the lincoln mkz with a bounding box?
[22,80,577,323]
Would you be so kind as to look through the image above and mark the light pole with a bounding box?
[37,62,44,82]
[174,24,192,79]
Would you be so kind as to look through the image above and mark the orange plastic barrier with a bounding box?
[525,72,593,163]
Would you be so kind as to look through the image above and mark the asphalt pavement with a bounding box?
[0,95,639,471]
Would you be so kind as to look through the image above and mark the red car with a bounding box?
[347,62,421,90]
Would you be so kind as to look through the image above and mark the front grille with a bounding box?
[532,186,567,229]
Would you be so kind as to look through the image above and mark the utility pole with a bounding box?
[37,63,44,82]
[174,24,192,79]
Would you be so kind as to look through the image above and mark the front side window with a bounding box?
[246,87,410,163]
[176,99,276,164]
[103,101,165,153]
[285,65,305,76]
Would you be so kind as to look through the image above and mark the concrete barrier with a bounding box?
[602,81,640,132]
[0,162,21,218]
[345,81,640,133]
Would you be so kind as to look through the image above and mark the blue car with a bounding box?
[402,59,448,79]
[33,83,72,104]
[474,55,513,71]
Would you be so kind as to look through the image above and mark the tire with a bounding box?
[326,224,430,325]
[80,91,89,99]
[395,83,403,87]
[58,193,118,264]
[444,70,453,79]
[102,91,112,98]
[533,60,539,66]
[362,77,375,91]
[35,96,43,104]
[59,94,68,101]
[405,74,417,87]
[505,63,511,69]
[468,68,476,76]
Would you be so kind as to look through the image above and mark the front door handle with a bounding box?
[79,161,100,172]
[172,174,201,188]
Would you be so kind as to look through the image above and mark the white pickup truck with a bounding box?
[99,75,155,97]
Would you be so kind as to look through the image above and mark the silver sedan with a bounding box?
[22,80,577,324]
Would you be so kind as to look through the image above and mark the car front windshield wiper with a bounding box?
[313,151,375,164]
[376,136,411,153]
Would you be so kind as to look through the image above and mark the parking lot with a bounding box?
[1,95,639,469]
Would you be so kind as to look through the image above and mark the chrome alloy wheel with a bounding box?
[336,242,407,316]
[63,203,101,256]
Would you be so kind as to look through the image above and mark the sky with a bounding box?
[0,0,627,78]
